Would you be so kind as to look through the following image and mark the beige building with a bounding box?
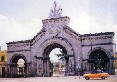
[0,50,7,77]
[114,52,117,69]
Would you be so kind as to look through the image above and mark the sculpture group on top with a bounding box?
[49,1,62,18]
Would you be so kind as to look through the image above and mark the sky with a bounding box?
[0,0,117,53]
[49,48,62,62]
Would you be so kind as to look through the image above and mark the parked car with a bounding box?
[83,71,110,80]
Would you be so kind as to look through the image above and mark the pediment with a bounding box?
[63,26,81,40]
[31,28,46,43]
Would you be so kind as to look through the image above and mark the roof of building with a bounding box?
[6,32,114,45]
[6,40,31,44]
[81,32,114,37]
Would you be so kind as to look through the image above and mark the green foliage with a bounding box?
[61,64,64,68]
[96,64,102,69]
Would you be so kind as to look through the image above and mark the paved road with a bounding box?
[0,75,117,82]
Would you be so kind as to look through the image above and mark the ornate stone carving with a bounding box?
[49,26,61,36]
[49,1,62,18]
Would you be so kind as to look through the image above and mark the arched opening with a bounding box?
[17,58,25,75]
[9,55,27,77]
[49,48,66,76]
[89,49,109,72]
[43,43,68,77]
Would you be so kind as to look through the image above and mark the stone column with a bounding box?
[40,59,43,76]
[65,56,70,76]
[47,59,49,76]
[41,59,44,76]
[109,59,115,75]
[69,57,75,75]
[26,64,28,75]
[43,60,47,76]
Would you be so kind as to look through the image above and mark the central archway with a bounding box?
[44,43,67,56]
[39,37,75,76]
[43,43,67,76]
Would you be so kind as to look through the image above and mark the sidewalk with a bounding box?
[0,75,117,82]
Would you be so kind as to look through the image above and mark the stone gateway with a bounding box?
[7,2,115,77]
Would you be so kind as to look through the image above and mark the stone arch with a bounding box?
[88,47,109,72]
[43,43,67,56]
[88,47,109,58]
[9,54,27,77]
[36,37,75,76]
[10,54,27,64]
[38,37,74,56]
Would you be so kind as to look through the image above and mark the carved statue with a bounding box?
[49,1,62,18]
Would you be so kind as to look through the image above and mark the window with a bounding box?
[1,56,5,62]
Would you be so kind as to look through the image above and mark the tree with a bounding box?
[61,64,64,68]
[55,49,65,61]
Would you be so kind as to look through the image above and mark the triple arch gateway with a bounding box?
[6,2,115,77]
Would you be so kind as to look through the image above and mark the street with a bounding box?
[0,75,117,82]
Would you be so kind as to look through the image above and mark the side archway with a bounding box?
[8,54,27,77]
[88,48,109,72]
[10,54,27,64]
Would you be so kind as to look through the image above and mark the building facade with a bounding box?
[6,2,115,77]
[0,50,7,77]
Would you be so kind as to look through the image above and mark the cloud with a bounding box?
[70,12,95,34]
[70,11,117,51]
[49,48,62,62]
[0,15,10,35]
[70,11,117,33]
[0,15,10,50]
[8,18,42,41]
[0,14,42,50]
[0,11,117,52]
